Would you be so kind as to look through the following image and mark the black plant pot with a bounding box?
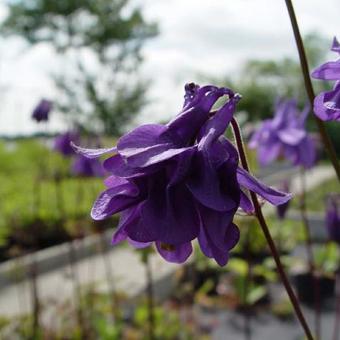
[293,272,335,305]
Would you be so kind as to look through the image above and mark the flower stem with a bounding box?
[284,0,340,181]
[231,118,314,340]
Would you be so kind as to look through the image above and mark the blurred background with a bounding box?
[0,0,339,339]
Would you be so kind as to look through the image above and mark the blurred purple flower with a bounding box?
[72,155,105,178]
[249,98,316,169]
[276,180,290,220]
[73,83,291,266]
[54,131,79,157]
[325,194,340,244]
[32,99,52,122]
[311,37,340,122]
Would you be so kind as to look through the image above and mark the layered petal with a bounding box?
[236,167,292,206]
[311,61,340,80]
[156,242,193,263]
[331,37,340,54]
[91,178,141,220]
[139,174,200,245]
[313,82,340,121]
[71,142,117,159]
[167,85,233,144]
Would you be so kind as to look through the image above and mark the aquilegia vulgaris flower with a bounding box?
[249,98,316,169]
[73,83,291,265]
[32,99,52,123]
[325,194,340,244]
[54,131,79,157]
[311,37,340,122]
[72,155,105,178]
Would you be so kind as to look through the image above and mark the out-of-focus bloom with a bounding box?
[72,154,104,178]
[325,194,340,244]
[32,99,52,122]
[311,37,340,122]
[276,180,290,220]
[73,83,291,266]
[54,131,79,157]
[249,98,316,169]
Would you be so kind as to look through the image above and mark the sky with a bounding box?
[0,0,339,136]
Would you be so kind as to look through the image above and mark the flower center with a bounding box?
[160,243,176,252]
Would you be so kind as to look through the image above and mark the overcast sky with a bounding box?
[0,0,339,136]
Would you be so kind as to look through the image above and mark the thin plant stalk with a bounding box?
[284,0,340,181]
[333,271,340,340]
[300,168,321,339]
[231,118,314,340]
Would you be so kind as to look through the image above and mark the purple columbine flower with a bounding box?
[32,99,52,122]
[311,37,340,122]
[276,180,290,220]
[73,83,291,266]
[54,131,79,157]
[249,98,316,169]
[325,194,340,244]
[72,154,105,178]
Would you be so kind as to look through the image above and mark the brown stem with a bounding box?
[284,0,340,181]
[231,118,314,340]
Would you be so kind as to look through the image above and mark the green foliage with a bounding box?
[0,138,113,252]
[314,242,340,275]
[1,0,158,135]
[291,177,339,212]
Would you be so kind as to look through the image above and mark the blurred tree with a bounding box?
[209,33,330,123]
[1,0,158,135]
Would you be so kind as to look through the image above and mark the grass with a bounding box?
[0,138,109,247]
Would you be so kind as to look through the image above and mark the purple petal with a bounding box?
[277,128,306,146]
[240,191,254,214]
[197,204,237,251]
[198,222,240,266]
[197,94,240,147]
[167,85,231,144]
[104,154,154,178]
[311,61,340,80]
[112,206,140,245]
[117,124,192,168]
[236,167,292,206]
[156,242,192,263]
[331,37,340,54]
[289,136,316,169]
[257,141,281,166]
[313,82,340,122]
[127,238,152,249]
[187,143,238,212]
[91,179,140,220]
[71,142,117,159]
[139,176,200,245]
